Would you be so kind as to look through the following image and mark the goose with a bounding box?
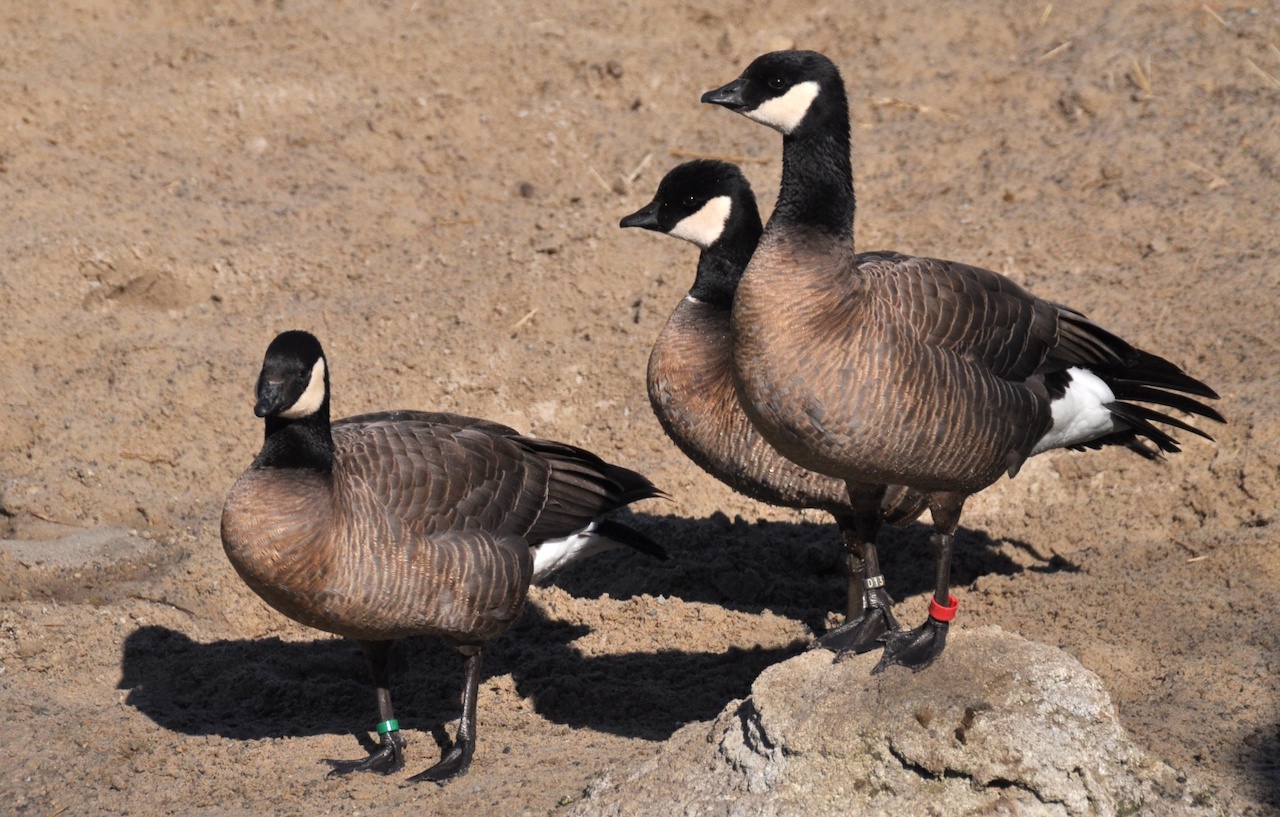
[701,50,1223,672]
[621,159,926,650]
[221,330,663,783]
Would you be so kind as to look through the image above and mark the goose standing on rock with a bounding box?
[621,160,927,645]
[700,51,1222,673]
[221,330,663,783]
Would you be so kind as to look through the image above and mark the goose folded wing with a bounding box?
[332,418,552,537]
[508,436,663,541]
[858,253,1131,381]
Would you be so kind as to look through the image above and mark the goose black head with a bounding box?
[620,160,758,250]
[621,160,763,306]
[701,50,846,136]
[255,330,330,420]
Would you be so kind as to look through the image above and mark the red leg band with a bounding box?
[928,594,959,623]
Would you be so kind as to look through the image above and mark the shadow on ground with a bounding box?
[1241,722,1280,811]
[548,510,1071,633]
[118,608,797,748]
[118,512,1073,748]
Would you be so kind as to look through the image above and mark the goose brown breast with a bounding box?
[649,297,852,512]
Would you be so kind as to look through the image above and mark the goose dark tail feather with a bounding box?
[597,518,667,561]
[1109,348,1221,400]
[1106,382,1225,424]
[1072,399,1215,460]
[1066,429,1164,460]
[1057,311,1221,405]
[1111,400,1215,442]
[515,436,664,542]
[1070,341,1224,458]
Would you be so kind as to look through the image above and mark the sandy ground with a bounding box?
[1,0,1278,814]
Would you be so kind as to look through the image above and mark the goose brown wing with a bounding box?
[508,436,664,542]
[336,410,521,437]
[857,252,1078,381]
[860,253,1140,381]
[854,254,1221,460]
[331,417,553,537]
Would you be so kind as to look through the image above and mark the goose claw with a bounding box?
[813,588,900,656]
[325,731,406,777]
[872,617,949,674]
[404,742,472,785]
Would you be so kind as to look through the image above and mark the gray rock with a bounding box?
[570,626,1217,817]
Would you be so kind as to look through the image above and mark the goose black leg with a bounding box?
[844,548,868,621]
[813,490,900,656]
[406,647,483,785]
[875,493,966,673]
[326,639,407,776]
[815,532,900,655]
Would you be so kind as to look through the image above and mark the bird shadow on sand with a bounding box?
[546,510,1076,636]
[1241,722,1280,811]
[117,611,795,752]
[117,511,1073,751]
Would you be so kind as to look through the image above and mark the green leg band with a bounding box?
[375,719,399,735]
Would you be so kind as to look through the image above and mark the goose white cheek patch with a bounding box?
[278,358,327,419]
[669,195,731,248]
[746,81,820,134]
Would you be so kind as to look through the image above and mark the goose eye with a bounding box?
[683,195,698,208]
[767,76,786,90]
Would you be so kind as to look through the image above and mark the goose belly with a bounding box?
[295,528,532,643]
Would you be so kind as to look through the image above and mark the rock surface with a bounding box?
[571,627,1214,817]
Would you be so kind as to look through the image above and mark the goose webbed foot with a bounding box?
[405,739,473,785]
[872,594,958,674]
[813,587,900,656]
[325,729,406,777]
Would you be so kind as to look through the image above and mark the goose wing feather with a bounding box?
[856,252,1075,380]
[509,435,663,541]
[331,417,552,538]
[331,416,661,546]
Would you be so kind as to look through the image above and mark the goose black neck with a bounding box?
[255,408,335,472]
[690,202,763,306]
[773,99,855,238]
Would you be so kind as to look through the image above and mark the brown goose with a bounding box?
[701,51,1223,672]
[621,159,926,648]
[221,330,662,783]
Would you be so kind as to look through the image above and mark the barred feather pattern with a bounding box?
[733,230,1053,493]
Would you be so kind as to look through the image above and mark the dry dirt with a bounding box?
[2,1,1278,814]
